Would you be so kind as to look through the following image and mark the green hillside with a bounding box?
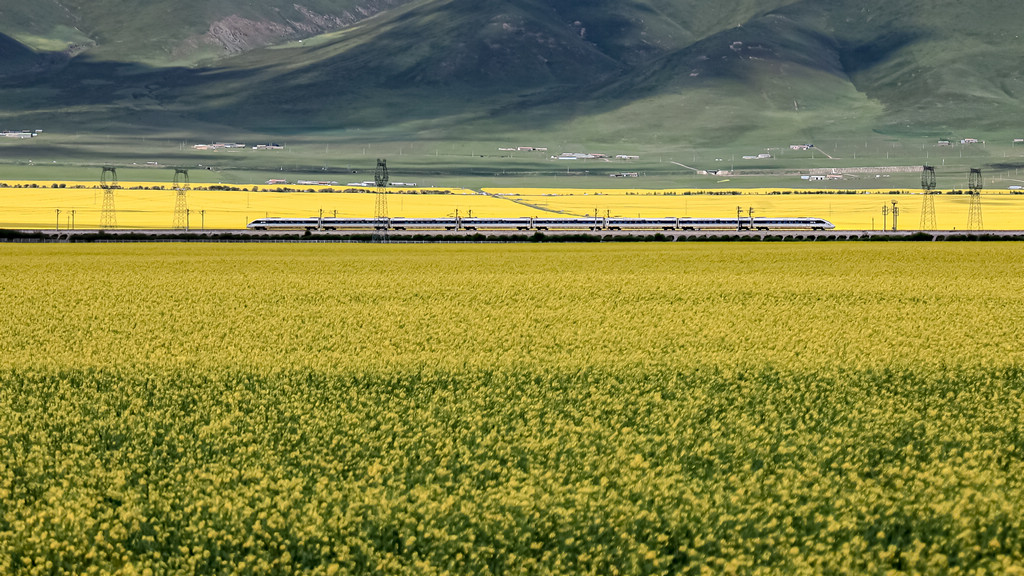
[0,0,415,66]
[1,0,1024,180]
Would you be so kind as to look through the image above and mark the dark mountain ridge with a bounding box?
[1,0,1022,146]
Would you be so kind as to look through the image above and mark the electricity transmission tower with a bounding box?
[373,158,389,243]
[100,166,118,229]
[920,165,937,229]
[968,168,983,230]
[172,169,190,230]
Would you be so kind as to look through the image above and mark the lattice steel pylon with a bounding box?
[968,168,983,230]
[372,158,389,243]
[920,165,937,230]
[172,169,190,230]
[100,166,118,229]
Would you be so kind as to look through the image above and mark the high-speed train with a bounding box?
[246,216,835,231]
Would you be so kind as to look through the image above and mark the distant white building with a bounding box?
[195,142,246,150]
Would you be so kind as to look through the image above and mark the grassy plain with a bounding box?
[1,243,1023,574]
[5,182,1024,230]
[3,129,1023,193]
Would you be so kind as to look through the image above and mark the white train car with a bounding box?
[247,217,380,230]
[749,218,833,230]
[389,218,458,230]
[460,218,532,230]
[606,217,678,230]
[676,218,743,230]
[320,218,380,230]
[675,218,833,230]
[532,218,603,230]
[246,218,318,230]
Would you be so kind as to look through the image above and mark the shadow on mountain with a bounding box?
[838,32,918,75]
[5,0,1024,144]
[0,33,71,79]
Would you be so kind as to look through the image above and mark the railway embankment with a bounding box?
[6,229,1024,242]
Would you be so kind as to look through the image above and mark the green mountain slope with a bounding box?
[0,1,90,54]
[1,0,1023,148]
[0,0,415,66]
[166,0,631,130]
[161,0,812,131]
[821,0,1024,132]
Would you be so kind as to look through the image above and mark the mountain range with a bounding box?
[1,0,1023,148]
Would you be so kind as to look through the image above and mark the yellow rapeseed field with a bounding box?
[485,187,1024,231]
[0,182,510,229]
[1,243,1022,574]
[5,181,1024,229]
